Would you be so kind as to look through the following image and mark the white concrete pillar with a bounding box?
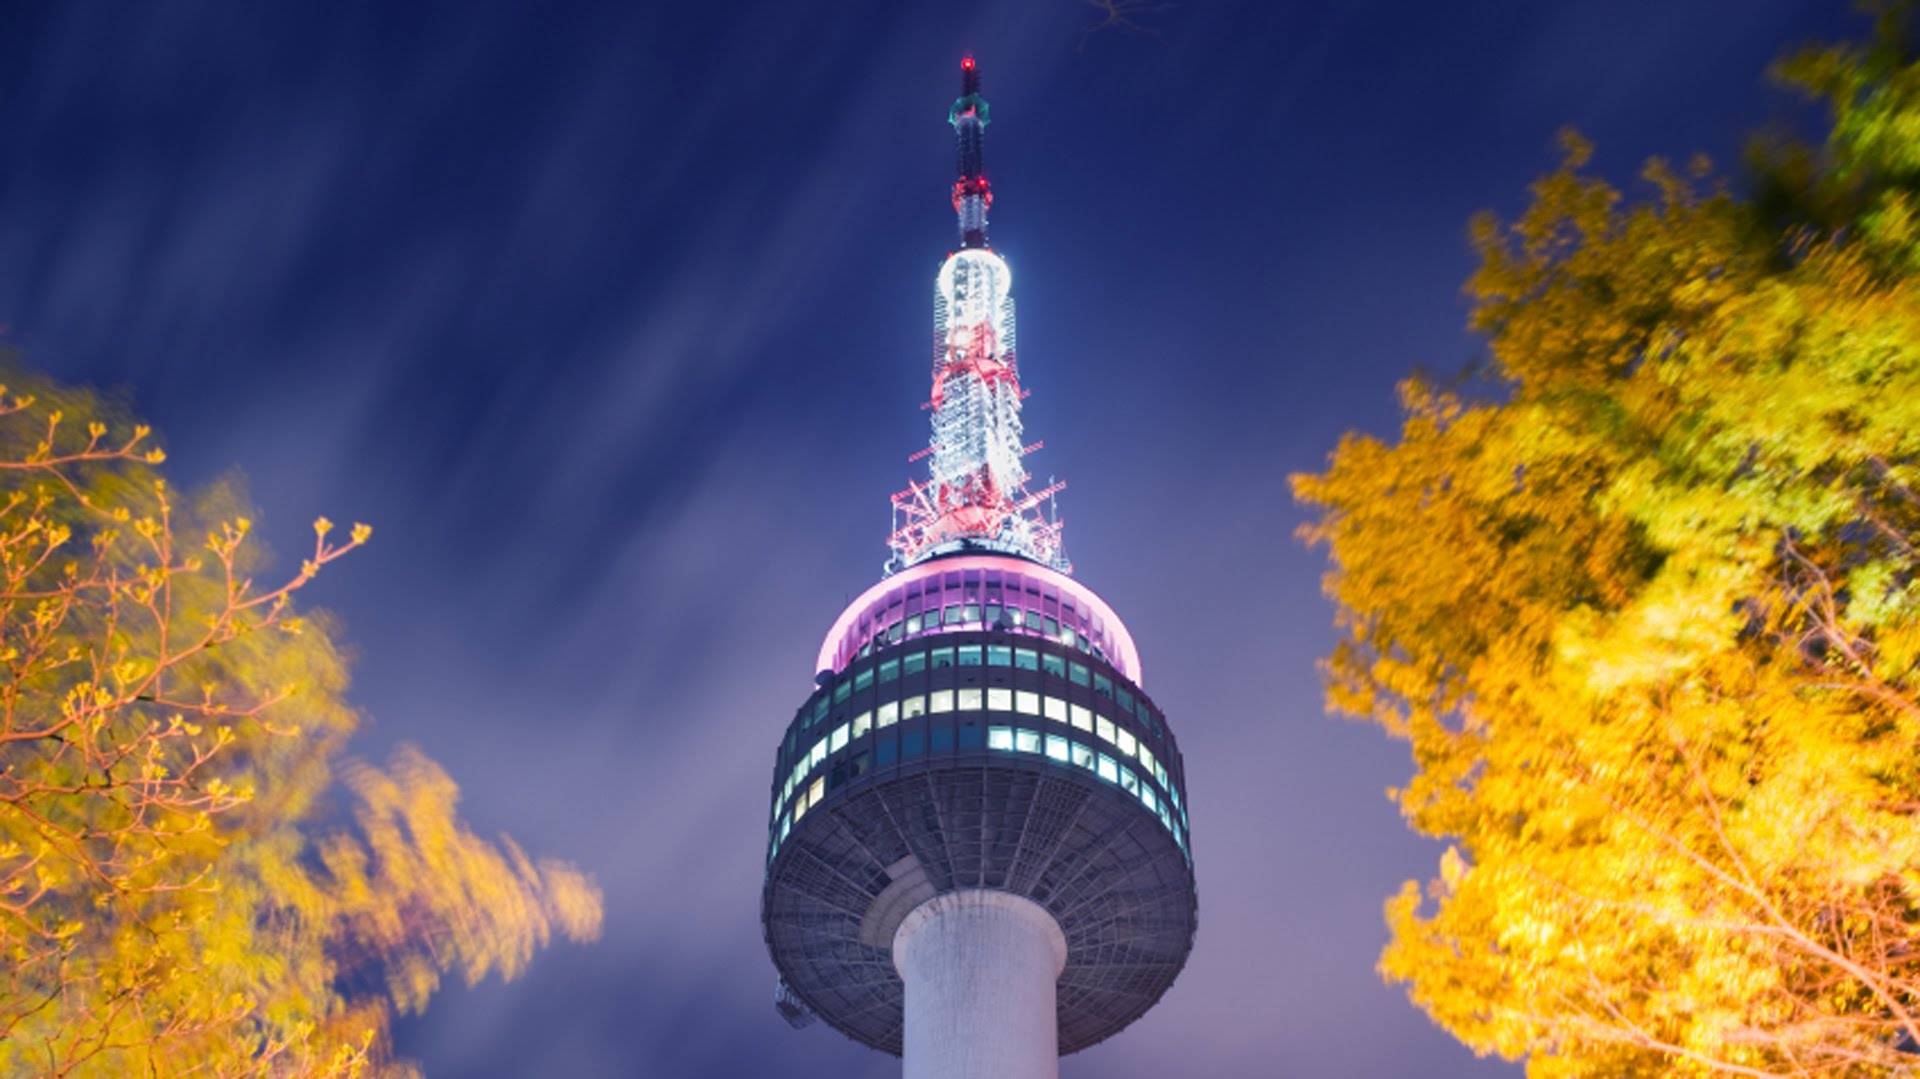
[892,889,1068,1079]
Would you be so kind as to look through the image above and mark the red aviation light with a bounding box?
[961,56,975,70]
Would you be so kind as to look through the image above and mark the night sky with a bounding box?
[0,2,1863,1076]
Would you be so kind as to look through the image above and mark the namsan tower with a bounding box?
[761,58,1197,1079]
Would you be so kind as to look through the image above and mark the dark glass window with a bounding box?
[957,645,983,666]
[904,651,927,676]
[879,659,900,682]
[1042,654,1066,678]
[902,731,925,759]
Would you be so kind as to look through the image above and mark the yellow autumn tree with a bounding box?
[1295,10,1920,1077]
[0,360,602,1077]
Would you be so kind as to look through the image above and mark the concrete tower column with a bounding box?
[892,890,1068,1079]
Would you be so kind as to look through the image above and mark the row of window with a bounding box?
[776,688,1184,835]
[769,724,1190,865]
[823,562,1136,683]
[847,604,1107,667]
[802,641,1161,746]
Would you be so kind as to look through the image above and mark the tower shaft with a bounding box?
[894,891,1067,1079]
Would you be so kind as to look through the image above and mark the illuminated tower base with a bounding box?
[894,890,1067,1079]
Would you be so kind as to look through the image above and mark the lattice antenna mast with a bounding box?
[888,57,1069,575]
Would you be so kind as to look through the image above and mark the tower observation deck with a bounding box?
[762,59,1196,1076]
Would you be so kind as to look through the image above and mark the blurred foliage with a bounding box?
[1295,7,1920,1076]
[0,362,602,1076]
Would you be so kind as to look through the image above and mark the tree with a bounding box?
[0,360,602,1077]
[1294,11,1920,1076]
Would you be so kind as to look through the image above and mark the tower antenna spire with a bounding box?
[888,57,1068,574]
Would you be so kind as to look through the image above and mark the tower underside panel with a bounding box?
[763,759,1197,1056]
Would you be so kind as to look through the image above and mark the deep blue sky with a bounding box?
[0,2,1862,1075]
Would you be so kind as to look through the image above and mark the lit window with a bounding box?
[1045,734,1071,762]
[987,687,1012,711]
[793,800,808,824]
[878,701,900,727]
[906,614,923,634]
[986,645,1012,666]
[962,603,980,623]
[1043,696,1067,722]
[1095,716,1116,744]
[1060,628,1078,647]
[904,652,927,676]
[1044,616,1060,637]
[1042,654,1066,678]
[887,622,903,643]
[879,659,900,682]
[931,648,954,669]
[930,690,954,713]
[1097,755,1118,783]
[1138,745,1156,774]
[791,761,805,788]
[1015,691,1040,715]
[808,776,824,807]
[1159,805,1173,832]
[1013,649,1038,670]
[1070,743,1096,770]
[811,739,828,768]
[830,724,849,753]
[958,688,982,710]
[1068,663,1090,687]
[957,645,983,666]
[903,695,927,719]
[779,818,790,843]
[943,605,963,625]
[833,682,851,703]
[1006,607,1025,626]
[1117,730,1137,757]
[852,712,871,739]
[1141,786,1158,812]
[1014,728,1042,754]
[988,726,1014,751]
[1155,763,1168,789]
[854,670,874,692]
[1120,767,1139,795]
